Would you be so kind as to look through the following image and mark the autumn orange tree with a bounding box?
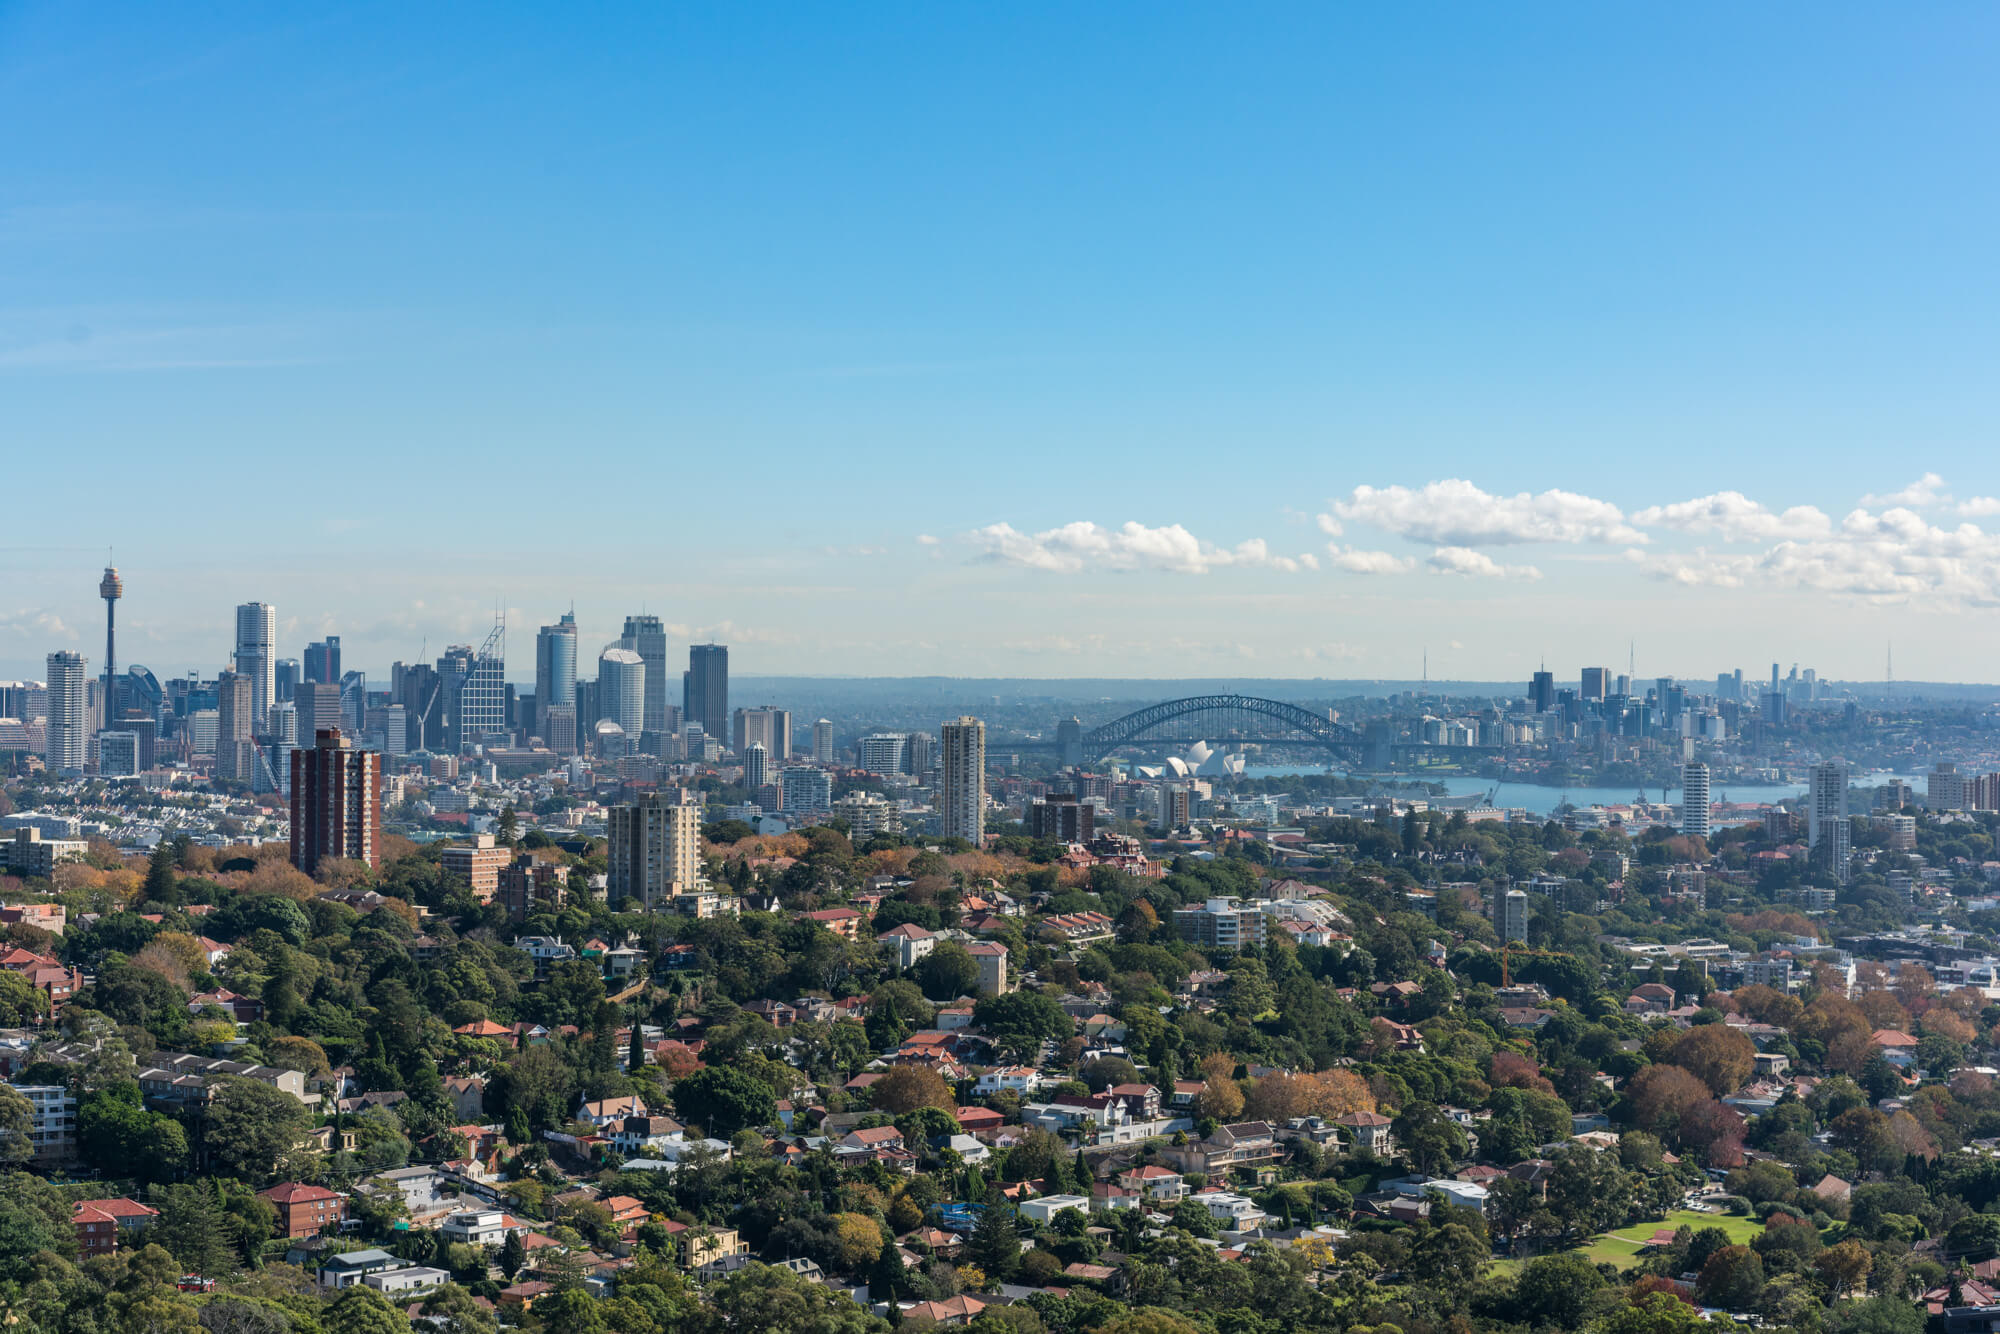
[1667,1025,1755,1096]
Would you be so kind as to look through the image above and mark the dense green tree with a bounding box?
[0,1082,32,1162]
[202,1076,310,1185]
[323,1285,412,1333]
[672,1065,776,1138]
[1514,1251,1606,1326]
[916,942,981,1002]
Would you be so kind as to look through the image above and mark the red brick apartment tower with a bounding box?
[290,728,382,874]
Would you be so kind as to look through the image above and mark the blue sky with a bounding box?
[5,5,2000,683]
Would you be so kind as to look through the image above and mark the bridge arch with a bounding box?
[1075,693,1362,761]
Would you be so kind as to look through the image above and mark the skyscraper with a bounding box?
[45,651,88,776]
[620,615,670,745]
[99,566,121,723]
[234,602,275,724]
[290,728,382,875]
[303,636,341,686]
[813,718,835,763]
[535,613,579,741]
[294,682,343,752]
[743,742,768,791]
[459,624,506,748]
[1580,667,1609,701]
[215,671,255,783]
[732,706,790,760]
[1809,760,1851,882]
[1529,670,1555,713]
[684,644,728,743]
[274,658,299,704]
[940,716,986,844]
[1681,762,1710,840]
[598,648,646,739]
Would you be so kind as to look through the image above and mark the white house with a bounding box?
[364,1265,449,1297]
[1018,1195,1093,1225]
[439,1209,516,1247]
[319,1250,401,1288]
[1200,1192,1267,1229]
[976,1067,1042,1097]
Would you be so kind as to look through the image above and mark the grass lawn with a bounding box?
[1581,1210,1767,1270]
[1488,1211,1767,1277]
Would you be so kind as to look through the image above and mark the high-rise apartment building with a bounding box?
[904,731,934,777]
[940,716,986,844]
[813,718,835,763]
[1928,762,1966,811]
[1681,762,1710,841]
[1809,760,1851,882]
[1028,793,1095,844]
[781,766,833,814]
[605,791,702,908]
[535,613,578,741]
[732,706,791,761]
[857,733,907,775]
[743,743,768,791]
[290,729,382,875]
[98,731,139,779]
[684,645,728,743]
[44,651,87,776]
[215,671,255,783]
[1495,888,1529,942]
[303,636,341,686]
[234,602,276,723]
[598,648,646,739]
[619,615,670,745]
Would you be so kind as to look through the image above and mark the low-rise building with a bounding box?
[257,1183,348,1238]
[73,1198,157,1256]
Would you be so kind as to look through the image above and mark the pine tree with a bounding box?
[967,1192,1020,1283]
[869,1230,907,1301]
[498,1229,527,1279]
[497,807,519,847]
[627,1010,646,1074]
[143,843,180,908]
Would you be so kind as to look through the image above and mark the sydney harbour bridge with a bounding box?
[1001,693,1498,766]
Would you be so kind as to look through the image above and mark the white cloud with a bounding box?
[1629,505,2000,606]
[965,521,1310,575]
[1325,545,1416,575]
[1316,513,1342,537]
[916,534,941,545]
[1631,491,1832,543]
[0,609,76,640]
[1958,497,2000,518]
[1861,473,1949,507]
[1426,546,1543,580]
[1325,479,1645,546]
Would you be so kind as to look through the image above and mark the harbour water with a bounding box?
[1238,766,1925,817]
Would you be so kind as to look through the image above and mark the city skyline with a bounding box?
[8,8,2000,680]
